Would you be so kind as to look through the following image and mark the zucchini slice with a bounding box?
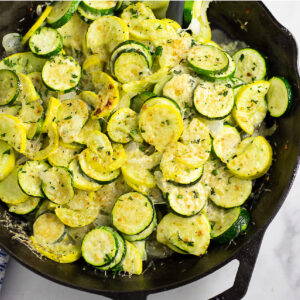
[130,91,154,113]
[153,74,173,96]
[113,50,151,84]
[18,160,50,197]
[207,202,250,244]
[0,105,20,116]
[69,159,102,191]
[129,19,178,47]
[35,199,58,218]
[29,27,63,58]
[17,98,45,140]
[122,212,157,242]
[73,117,101,145]
[0,69,20,105]
[233,48,267,83]
[107,108,141,144]
[47,0,80,29]
[57,12,89,57]
[207,164,252,208]
[193,82,234,119]
[48,143,81,167]
[97,228,126,271]
[0,52,46,74]
[227,136,272,180]
[158,36,192,68]
[187,45,229,76]
[27,72,57,103]
[160,142,203,186]
[41,96,61,133]
[121,142,161,191]
[77,5,113,24]
[30,236,81,263]
[8,196,40,215]
[86,16,129,61]
[56,99,89,144]
[267,76,292,117]
[110,40,152,76]
[0,140,15,181]
[121,240,143,275]
[157,213,211,256]
[85,142,125,172]
[112,192,154,236]
[24,122,59,161]
[205,53,236,81]
[41,166,74,204]
[33,212,66,244]
[162,74,196,111]
[140,96,181,113]
[139,104,183,152]
[121,3,155,38]
[90,71,119,119]
[132,240,147,261]
[79,149,121,184]
[122,67,169,94]
[22,5,53,45]
[213,125,241,163]
[86,130,112,157]
[82,226,118,267]
[55,190,99,227]
[80,1,116,16]
[0,167,29,204]
[15,73,40,104]
[161,178,207,217]
[0,114,26,153]
[232,81,269,135]
[177,118,211,168]
[42,55,81,92]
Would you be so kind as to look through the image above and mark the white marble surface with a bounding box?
[1,1,300,299]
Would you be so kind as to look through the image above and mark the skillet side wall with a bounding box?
[0,1,299,296]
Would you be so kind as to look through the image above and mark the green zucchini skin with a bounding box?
[212,207,250,244]
[8,197,41,215]
[29,27,63,58]
[130,91,154,113]
[47,0,80,29]
[267,76,293,117]
[112,49,150,83]
[232,48,267,83]
[80,1,116,16]
[183,0,194,27]
[187,45,229,76]
[0,69,20,106]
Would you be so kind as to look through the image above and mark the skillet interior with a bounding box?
[0,1,299,298]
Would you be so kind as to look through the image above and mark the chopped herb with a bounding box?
[64,116,72,120]
[239,54,245,61]
[177,194,183,199]
[177,232,194,247]
[2,149,10,155]
[173,70,181,75]
[130,129,138,135]
[212,169,218,176]
[193,191,199,198]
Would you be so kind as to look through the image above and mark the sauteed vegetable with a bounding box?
[0,0,292,275]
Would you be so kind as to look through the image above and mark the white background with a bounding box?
[1,1,300,299]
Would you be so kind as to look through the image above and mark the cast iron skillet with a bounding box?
[0,1,299,299]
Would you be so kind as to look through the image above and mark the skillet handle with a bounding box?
[209,229,266,300]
